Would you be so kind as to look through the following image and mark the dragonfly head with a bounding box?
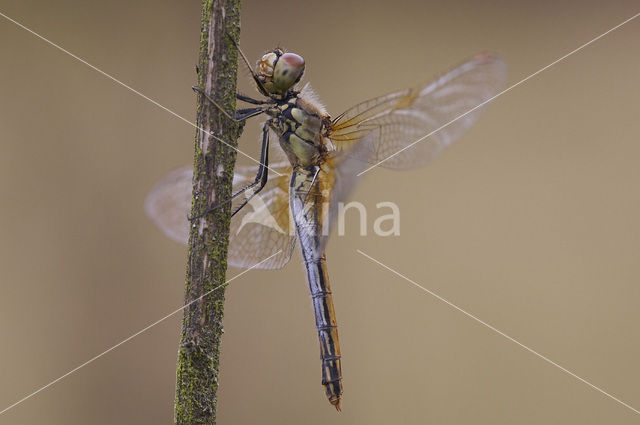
[256,48,305,96]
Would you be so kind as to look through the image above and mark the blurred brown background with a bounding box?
[1,1,639,424]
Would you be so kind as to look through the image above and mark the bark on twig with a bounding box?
[174,1,243,424]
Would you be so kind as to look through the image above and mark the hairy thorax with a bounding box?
[267,93,334,168]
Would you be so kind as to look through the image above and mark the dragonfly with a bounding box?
[145,47,506,410]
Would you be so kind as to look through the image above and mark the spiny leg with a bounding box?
[236,107,268,121]
[236,93,270,105]
[189,123,271,221]
[225,34,271,97]
[229,123,271,217]
[192,86,266,122]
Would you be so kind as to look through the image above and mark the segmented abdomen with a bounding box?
[289,166,343,410]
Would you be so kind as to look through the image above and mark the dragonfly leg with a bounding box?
[235,107,267,121]
[188,123,271,221]
[229,123,271,217]
[225,33,270,97]
[236,92,270,105]
[192,86,266,122]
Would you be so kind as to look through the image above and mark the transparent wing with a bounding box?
[144,165,194,245]
[228,161,295,269]
[330,52,507,169]
[315,146,369,253]
[145,159,295,270]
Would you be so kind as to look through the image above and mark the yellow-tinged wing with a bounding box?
[330,52,507,169]
[145,153,296,270]
[314,154,363,253]
[228,160,295,269]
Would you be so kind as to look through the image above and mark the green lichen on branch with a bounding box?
[175,1,243,424]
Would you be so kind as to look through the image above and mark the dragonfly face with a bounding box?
[256,49,306,96]
[145,48,507,410]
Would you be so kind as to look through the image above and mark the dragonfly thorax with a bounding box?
[257,49,305,97]
[267,95,331,167]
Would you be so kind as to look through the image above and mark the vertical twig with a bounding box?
[175,1,243,424]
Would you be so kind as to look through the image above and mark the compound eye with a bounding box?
[272,53,305,92]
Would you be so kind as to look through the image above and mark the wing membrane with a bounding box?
[145,165,193,245]
[315,148,369,252]
[330,52,507,169]
[145,158,295,270]
[228,161,295,269]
